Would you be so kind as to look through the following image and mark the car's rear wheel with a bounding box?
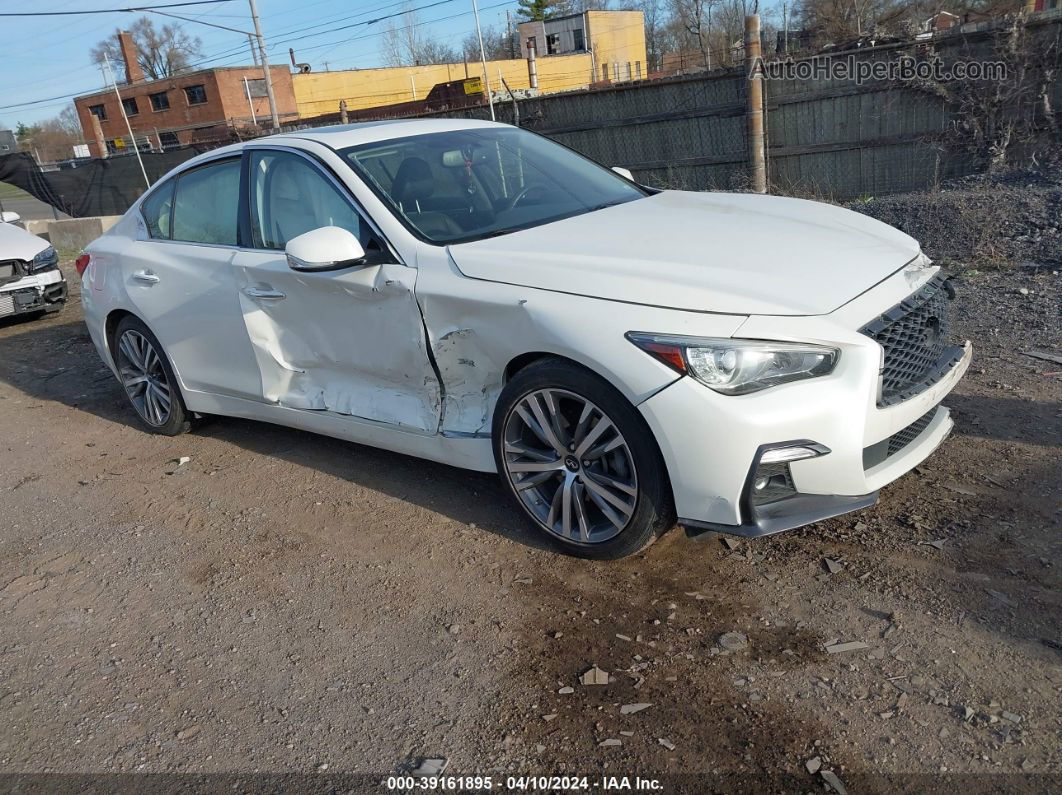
[112,316,191,436]
[493,358,674,559]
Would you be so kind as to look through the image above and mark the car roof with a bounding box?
[152,119,508,189]
[278,117,506,149]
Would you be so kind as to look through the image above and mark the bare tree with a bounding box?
[462,24,515,62]
[903,16,1060,172]
[382,3,460,66]
[14,106,84,162]
[90,17,202,80]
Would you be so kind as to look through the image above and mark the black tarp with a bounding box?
[0,147,209,218]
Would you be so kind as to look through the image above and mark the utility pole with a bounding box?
[782,1,789,54]
[744,15,767,194]
[248,33,259,65]
[103,52,150,190]
[248,0,280,130]
[471,0,495,121]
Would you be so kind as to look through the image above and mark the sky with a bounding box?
[0,0,525,129]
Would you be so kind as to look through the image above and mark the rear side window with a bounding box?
[140,179,174,240]
[171,159,241,246]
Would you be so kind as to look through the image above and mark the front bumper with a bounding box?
[638,334,971,537]
[0,270,67,318]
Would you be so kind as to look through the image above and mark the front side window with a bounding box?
[342,127,646,245]
[89,104,107,120]
[150,92,170,111]
[171,159,240,245]
[248,150,368,250]
[573,28,585,51]
[184,85,207,105]
[159,131,179,149]
[140,179,175,239]
[546,33,559,54]
[121,97,138,116]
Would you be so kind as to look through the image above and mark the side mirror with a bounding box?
[1,211,21,224]
[285,226,366,272]
[611,166,634,181]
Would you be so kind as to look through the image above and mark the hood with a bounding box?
[447,191,921,316]
[0,221,51,263]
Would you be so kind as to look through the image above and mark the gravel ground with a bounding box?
[0,256,1059,793]
[849,166,1062,269]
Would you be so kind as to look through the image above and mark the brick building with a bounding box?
[74,31,298,157]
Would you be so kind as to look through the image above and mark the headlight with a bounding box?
[626,332,838,395]
[28,246,59,273]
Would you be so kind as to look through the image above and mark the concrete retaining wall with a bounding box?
[25,216,121,252]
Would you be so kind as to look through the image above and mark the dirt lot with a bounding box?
[0,262,1059,792]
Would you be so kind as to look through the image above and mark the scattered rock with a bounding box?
[718,631,749,652]
[165,456,191,474]
[412,758,448,777]
[1001,711,1022,724]
[985,589,1016,607]
[580,666,609,686]
[821,769,848,795]
[542,713,558,722]
[558,686,574,694]
[825,641,869,654]
[658,738,676,751]
[175,725,200,740]
[823,558,842,575]
[805,756,822,774]
[598,738,622,747]
[620,703,652,715]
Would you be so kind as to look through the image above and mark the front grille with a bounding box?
[863,406,939,469]
[0,259,24,287]
[887,408,936,456]
[862,274,956,406]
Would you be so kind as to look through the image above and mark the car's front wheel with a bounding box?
[493,358,674,559]
[112,315,191,436]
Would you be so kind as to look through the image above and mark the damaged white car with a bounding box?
[0,211,68,320]
[80,120,971,558]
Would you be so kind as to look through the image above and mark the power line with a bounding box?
[0,1,234,17]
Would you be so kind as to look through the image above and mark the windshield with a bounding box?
[341,127,647,245]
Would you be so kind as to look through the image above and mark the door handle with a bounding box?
[243,287,286,300]
[132,270,159,284]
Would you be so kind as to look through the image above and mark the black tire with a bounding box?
[493,357,675,560]
[112,315,192,436]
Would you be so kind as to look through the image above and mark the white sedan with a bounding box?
[0,211,67,320]
[80,119,971,558]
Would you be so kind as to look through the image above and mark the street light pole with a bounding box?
[102,52,151,190]
[248,0,280,131]
[471,0,496,121]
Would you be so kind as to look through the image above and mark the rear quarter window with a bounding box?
[140,179,175,240]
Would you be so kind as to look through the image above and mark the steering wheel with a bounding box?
[503,183,550,211]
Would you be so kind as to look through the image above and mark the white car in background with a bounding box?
[0,211,67,320]
[79,120,971,559]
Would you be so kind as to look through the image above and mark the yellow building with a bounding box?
[292,54,592,119]
[290,10,646,120]
[517,10,647,83]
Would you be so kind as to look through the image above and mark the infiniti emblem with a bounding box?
[564,455,580,472]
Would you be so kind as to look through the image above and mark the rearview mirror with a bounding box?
[611,167,634,181]
[1,211,21,224]
[285,226,366,272]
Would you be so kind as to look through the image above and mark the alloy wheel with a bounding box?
[502,388,638,545]
[116,329,172,427]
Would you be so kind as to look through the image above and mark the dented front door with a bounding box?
[231,251,442,433]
